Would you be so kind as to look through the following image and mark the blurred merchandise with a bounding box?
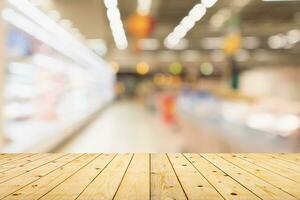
[177,89,300,152]
[1,2,115,152]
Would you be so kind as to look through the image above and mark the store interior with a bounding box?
[0,0,299,153]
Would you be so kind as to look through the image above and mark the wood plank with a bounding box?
[3,154,97,200]
[236,154,300,183]
[273,153,300,164]
[151,153,187,200]
[269,153,300,165]
[39,153,116,200]
[0,153,298,200]
[0,154,66,184]
[0,154,14,160]
[202,154,297,200]
[0,154,81,199]
[114,153,150,200]
[76,153,133,200]
[221,154,300,199]
[184,153,260,200]
[248,154,300,173]
[0,154,33,166]
[0,154,47,173]
[168,153,223,200]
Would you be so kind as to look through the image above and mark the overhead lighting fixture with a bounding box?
[268,30,300,49]
[104,0,128,50]
[137,0,152,15]
[5,0,111,74]
[209,8,231,29]
[164,1,219,48]
[287,29,300,44]
[202,0,218,8]
[268,34,288,49]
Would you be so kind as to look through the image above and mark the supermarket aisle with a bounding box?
[59,100,185,152]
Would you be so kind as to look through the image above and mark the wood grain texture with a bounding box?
[0,153,298,200]
[168,153,223,200]
[151,153,187,200]
[236,153,300,183]
[114,154,150,200]
[184,153,260,200]
[201,154,298,200]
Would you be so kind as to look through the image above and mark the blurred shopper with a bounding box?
[161,94,177,125]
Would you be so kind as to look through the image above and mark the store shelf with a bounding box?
[1,103,107,152]
[0,153,299,199]
[176,90,300,152]
[1,1,115,152]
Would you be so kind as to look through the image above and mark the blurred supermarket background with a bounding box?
[0,0,299,153]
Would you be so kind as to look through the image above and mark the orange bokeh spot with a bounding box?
[127,14,155,38]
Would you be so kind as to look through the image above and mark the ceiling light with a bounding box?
[165,38,189,50]
[287,29,300,44]
[164,35,180,49]
[104,0,117,8]
[209,8,231,29]
[202,0,218,8]
[4,0,111,75]
[173,24,188,38]
[137,0,152,15]
[164,1,217,47]
[268,34,287,49]
[188,4,206,21]
[104,0,128,50]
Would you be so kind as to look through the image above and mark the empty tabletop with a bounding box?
[0,153,299,199]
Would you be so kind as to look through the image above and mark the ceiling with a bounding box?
[47,0,300,70]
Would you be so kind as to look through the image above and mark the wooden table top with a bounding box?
[0,153,299,199]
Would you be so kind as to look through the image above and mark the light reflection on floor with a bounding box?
[59,101,185,153]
